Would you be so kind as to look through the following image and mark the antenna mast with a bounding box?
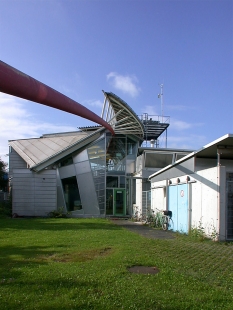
[158,84,164,123]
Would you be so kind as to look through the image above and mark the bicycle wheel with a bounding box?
[162,216,168,230]
[140,214,147,222]
[155,216,161,228]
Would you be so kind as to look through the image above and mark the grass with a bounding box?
[0,218,233,309]
[0,200,12,218]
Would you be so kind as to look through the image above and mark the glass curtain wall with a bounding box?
[106,135,126,174]
[87,138,106,215]
[86,134,139,216]
[106,135,125,215]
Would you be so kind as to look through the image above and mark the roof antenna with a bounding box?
[158,83,164,123]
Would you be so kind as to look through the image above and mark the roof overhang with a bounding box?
[148,133,233,180]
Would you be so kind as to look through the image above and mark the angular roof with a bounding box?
[9,128,105,172]
[102,91,145,139]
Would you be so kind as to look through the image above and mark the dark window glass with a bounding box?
[106,176,118,188]
[120,176,125,188]
[60,157,73,167]
[106,189,113,215]
[61,176,82,211]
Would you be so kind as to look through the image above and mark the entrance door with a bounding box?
[113,189,126,216]
[168,184,189,233]
[177,184,189,233]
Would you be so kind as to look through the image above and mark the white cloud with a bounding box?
[107,72,140,97]
[171,120,192,130]
[167,134,207,150]
[84,99,103,108]
[141,105,159,116]
[0,93,77,160]
[170,119,204,131]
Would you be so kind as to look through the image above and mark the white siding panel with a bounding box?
[192,167,219,237]
[135,179,142,214]
[9,149,27,176]
[12,169,57,216]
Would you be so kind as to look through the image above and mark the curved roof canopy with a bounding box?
[102,91,144,140]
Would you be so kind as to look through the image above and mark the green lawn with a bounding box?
[0,218,233,309]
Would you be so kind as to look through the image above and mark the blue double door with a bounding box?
[168,184,189,233]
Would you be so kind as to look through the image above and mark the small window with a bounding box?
[60,156,73,167]
[106,176,118,188]
[120,176,125,188]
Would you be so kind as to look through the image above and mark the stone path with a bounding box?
[111,219,175,239]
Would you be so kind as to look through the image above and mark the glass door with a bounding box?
[113,189,126,216]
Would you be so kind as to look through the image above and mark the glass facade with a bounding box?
[106,135,126,174]
[87,138,106,215]
[59,133,139,216]
[106,189,113,215]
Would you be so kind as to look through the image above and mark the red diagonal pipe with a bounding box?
[0,60,114,135]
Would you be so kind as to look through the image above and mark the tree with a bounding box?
[0,157,8,191]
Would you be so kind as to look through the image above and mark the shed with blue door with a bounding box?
[149,134,233,241]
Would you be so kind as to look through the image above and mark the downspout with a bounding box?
[187,176,192,233]
[165,179,168,211]
[217,149,221,240]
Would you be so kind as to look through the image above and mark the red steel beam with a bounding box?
[0,60,114,135]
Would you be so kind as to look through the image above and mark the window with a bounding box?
[61,176,82,211]
[60,156,73,167]
[106,176,118,188]
[106,189,113,215]
[120,176,125,188]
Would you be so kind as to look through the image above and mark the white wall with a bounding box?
[135,179,142,214]
[190,167,220,239]
[150,166,227,240]
[151,180,167,213]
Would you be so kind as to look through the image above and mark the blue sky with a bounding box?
[0,0,233,160]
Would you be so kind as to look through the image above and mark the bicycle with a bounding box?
[144,208,156,226]
[131,206,141,222]
[154,208,173,231]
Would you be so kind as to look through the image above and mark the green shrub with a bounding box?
[47,206,70,218]
[0,193,12,218]
[190,220,207,241]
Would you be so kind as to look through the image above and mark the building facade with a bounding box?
[9,91,171,218]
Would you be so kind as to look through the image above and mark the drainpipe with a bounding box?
[217,149,221,241]
[187,176,192,233]
[165,179,168,211]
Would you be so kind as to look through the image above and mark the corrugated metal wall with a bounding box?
[9,148,27,176]
[12,169,57,216]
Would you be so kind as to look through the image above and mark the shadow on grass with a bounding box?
[1,277,103,310]
[0,218,123,232]
[0,244,56,278]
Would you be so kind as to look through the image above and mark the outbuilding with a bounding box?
[149,134,233,241]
